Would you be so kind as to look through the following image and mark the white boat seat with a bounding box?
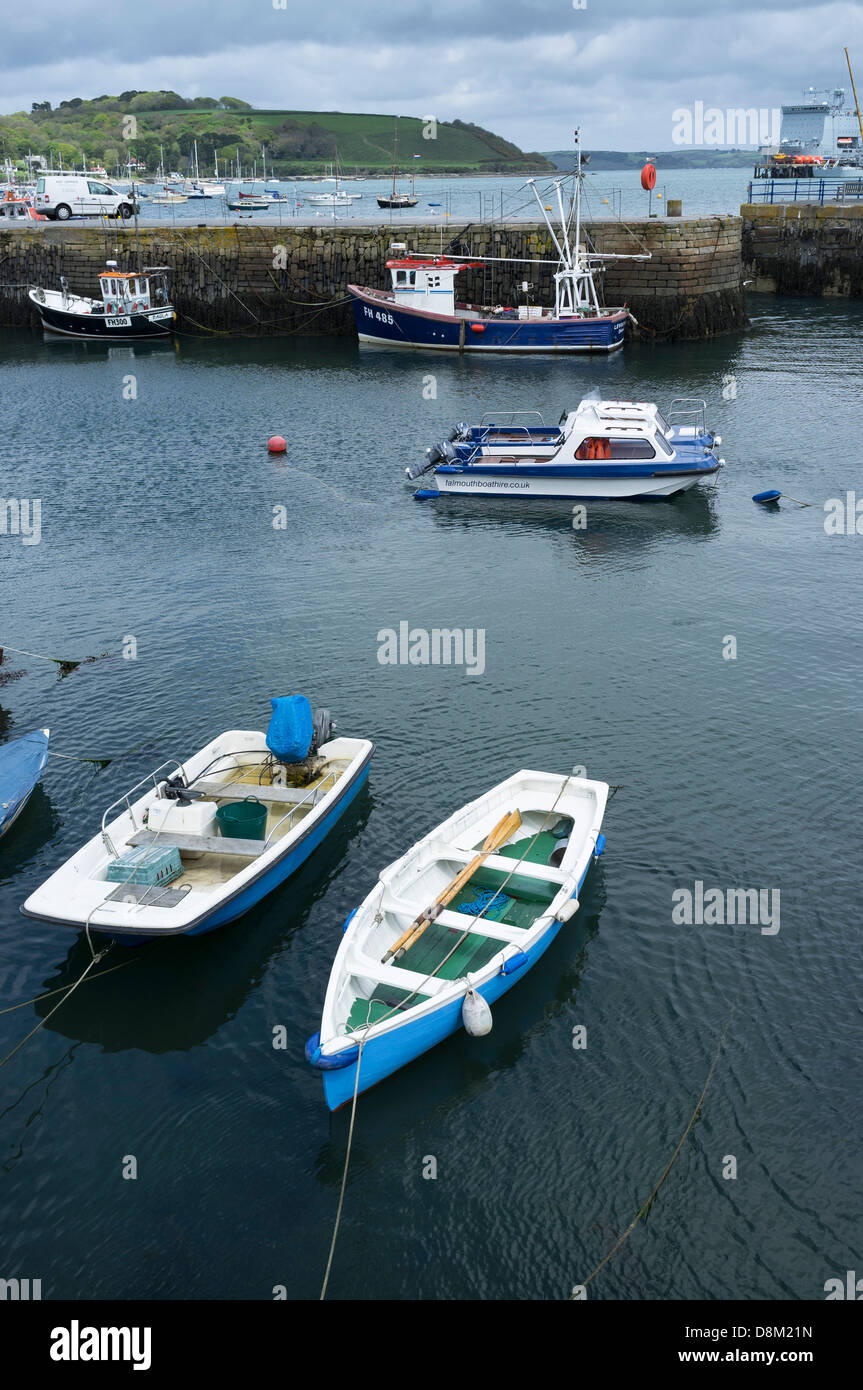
[191,778,330,805]
[127,828,262,858]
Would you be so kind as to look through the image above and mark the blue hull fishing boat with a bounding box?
[408,398,725,501]
[306,769,608,1109]
[22,698,373,941]
[0,729,50,840]
[349,132,647,354]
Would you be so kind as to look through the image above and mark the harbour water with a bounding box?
[1,294,861,1299]
[118,166,753,227]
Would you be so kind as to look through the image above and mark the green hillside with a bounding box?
[0,93,554,175]
[544,148,759,171]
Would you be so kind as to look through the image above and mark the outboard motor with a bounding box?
[406,441,447,480]
[311,708,335,753]
[446,422,471,442]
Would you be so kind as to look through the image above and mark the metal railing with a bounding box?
[101,759,186,855]
[262,768,339,849]
[667,398,708,438]
[478,410,548,429]
[747,176,863,205]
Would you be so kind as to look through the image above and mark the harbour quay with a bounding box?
[741,200,863,296]
[0,217,747,340]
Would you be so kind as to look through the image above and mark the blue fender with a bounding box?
[304,1031,361,1070]
[500,951,529,975]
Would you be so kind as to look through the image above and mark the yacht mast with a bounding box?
[845,48,863,151]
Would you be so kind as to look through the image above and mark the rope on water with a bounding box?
[0,925,112,1072]
[569,993,738,1298]
[0,644,109,674]
[319,1037,365,1301]
[0,953,143,1016]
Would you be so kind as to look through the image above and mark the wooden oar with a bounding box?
[381,809,522,964]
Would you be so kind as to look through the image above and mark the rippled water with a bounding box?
[1,295,861,1300]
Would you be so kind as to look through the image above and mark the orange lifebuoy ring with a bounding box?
[641,163,657,191]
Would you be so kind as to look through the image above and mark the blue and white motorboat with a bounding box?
[22,698,373,941]
[349,132,648,353]
[305,768,608,1110]
[0,729,50,840]
[408,397,724,501]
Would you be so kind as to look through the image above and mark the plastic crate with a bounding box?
[105,845,183,887]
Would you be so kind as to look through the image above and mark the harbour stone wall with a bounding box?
[0,217,746,339]
[741,202,863,297]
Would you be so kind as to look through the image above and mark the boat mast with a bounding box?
[391,116,399,198]
[845,47,863,151]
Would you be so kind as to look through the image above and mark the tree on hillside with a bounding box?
[219,97,252,110]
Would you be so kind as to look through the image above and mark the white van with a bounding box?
[34,176,138,221]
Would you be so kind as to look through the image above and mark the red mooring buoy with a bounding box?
[641,162,657,191]
[267,435,287,453]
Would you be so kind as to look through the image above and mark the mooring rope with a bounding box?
[569,992,738,1298]
[0,924,112,1072]
[319,1036,366,1301]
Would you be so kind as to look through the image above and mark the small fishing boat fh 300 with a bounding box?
[408,397,725,500]
[22,697,373,940]
[306,769,607,1109]
[29,260,176,339]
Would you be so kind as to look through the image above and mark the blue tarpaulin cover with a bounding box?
[266,695,314,764]
[0,729,50,838]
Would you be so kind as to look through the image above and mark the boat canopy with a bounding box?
[565,400,675,457]
[98,262,171,310]
[386,255,484,313]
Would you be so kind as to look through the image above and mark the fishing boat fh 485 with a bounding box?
[306,769,608,1109]
[349,131,648,353]
[22,697,373,940]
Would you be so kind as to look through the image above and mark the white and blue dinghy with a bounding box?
[409,397,724,501]
[0,729,50,840]
[306,770,608,1110]
[22,698,373,941]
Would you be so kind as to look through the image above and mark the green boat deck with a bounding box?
[346,983,430,1034]
[394,919,506,979]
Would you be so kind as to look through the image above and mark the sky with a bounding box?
[3,0,862,150]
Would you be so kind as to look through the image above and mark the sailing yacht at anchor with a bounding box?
[377,116,419,208]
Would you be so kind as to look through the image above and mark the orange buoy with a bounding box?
[267,435,287,453]
[641,162,657,191]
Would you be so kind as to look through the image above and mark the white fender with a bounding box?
[462,987,492,1037]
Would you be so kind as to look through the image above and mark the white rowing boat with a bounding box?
[306,769,607,1108]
